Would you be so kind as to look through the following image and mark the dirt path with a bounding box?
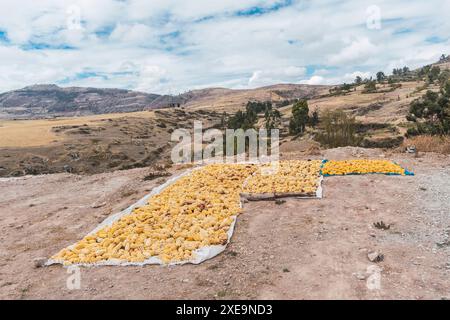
[0,148,449,299]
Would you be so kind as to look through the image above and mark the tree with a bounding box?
[428,66,441,83]
[341,83,352,91]
[418,65,431,78]
[220,112,227,129]
[407,82,450,135]
[376,71,386,83]
[438,70,450,86]
[315,110,361,148]
[289,100,309,135]
[355,76,362,85]
[264,109,281,131]
[363,80,377,93]
[310,108,319,128]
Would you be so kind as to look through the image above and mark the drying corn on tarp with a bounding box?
[48,159,412,267]
[49,164,256,266]
[241,160,323,200]
[321,159,414,176]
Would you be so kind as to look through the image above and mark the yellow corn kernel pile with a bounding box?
[52,164,256,265]
[242,160,322,195]
[321,159,406,176]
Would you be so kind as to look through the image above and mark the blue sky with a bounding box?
[0,0,449,94]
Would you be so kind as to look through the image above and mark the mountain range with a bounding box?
[0,83,328,119]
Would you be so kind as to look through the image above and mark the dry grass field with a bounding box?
[0,111,156,148]
[403,135,450,154]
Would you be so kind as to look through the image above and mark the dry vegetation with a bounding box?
[0,109,221,177]
[403,135,450,154]
[0,111,156,148]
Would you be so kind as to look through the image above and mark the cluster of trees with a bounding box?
[407,80,450,136]
[226,98,319,136]
[417,65,442,83]
[354,66,412,88]
[276,98,300,108]
[353,54,449,89]
[288,100,319,135]
[227,107,258,130]
[245,101,273,114]
[329,83,354,95]
[226,100,280,130]
[392,67,410,77]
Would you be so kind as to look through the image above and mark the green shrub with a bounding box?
[315,110,362,147]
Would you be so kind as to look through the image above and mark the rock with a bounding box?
[33,257,47,268]
[92,202,107,209]
[367,251,384,263]
[353,272,367,280]
[406,145,416,153]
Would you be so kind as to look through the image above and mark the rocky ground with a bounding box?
[0,147,449,299]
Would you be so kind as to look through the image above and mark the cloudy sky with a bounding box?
[0,0,449,94]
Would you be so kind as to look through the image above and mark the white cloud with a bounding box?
[300,76,326,85]
[248,66,306,87]
[0,0,449,93]
[135,65,168,92]
[109,23,156,44]
[328,37,378,64]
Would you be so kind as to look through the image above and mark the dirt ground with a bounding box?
[0,147,449,300]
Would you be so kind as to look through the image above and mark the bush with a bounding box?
[362,81,377,93]
[406,84,450,136]
[315,110,362,148]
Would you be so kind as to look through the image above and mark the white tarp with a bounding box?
[47,162,324,267]
[47,167,240,267]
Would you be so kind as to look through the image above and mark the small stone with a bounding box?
[353,272,367,280]
[33,257,47,268]
[368,251,384,263]
[92,202,107,209]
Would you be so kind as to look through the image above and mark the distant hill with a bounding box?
[0,83,329,119]
[0,84,160,119]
